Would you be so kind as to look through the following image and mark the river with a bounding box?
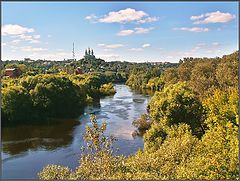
[2,84,152,179]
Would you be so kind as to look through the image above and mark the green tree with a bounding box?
[189,60,218,98]
[148,82,204,135]
[2,85,33,125]
[30,75,86,119]
[38,115,124,180]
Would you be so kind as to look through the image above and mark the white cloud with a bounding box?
[190,14,205,20]
[17,34,33,40]
[191,11,235,24]
[11,33,41,44]
[106,44,124,48]
[86,8,159,24]
[2,42,6,46]
[2,24,34,36]
[174,27,209,32]
[116,27,153,36]
[97,43,125,49]
[134,27,154,34]
[142,43,151,48]
[85,14,98,23]
[21,46,47,52]
[128,43,151,52]
[128,48,143,51]
[99,8,147,24]
[2,24,41,45]
[116,29,135,36]
[137,16,159,23]
[85,14,97,20]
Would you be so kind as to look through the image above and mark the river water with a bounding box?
[2,84,152,179]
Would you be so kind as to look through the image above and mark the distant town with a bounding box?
[2,47,176,78]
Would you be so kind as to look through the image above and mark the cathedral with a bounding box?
[84,48,95,60]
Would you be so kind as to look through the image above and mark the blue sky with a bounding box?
[1,2,238,62]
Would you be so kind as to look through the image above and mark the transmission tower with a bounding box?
[72,42,75,60]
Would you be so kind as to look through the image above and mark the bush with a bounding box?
[39,115,125,180]
[148,82,204,135]
[99,83,116,96]
[132,114,151,136]
[1,85,33,125]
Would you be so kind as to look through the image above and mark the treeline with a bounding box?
[39,51,239,180]
[126,51,238,96]
[1,58,176,81]
[1,72,116,126]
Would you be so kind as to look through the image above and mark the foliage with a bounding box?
[176,124,238,180]
[146,77,164,91]
[202,88,238,129]
[38,115,125,180]
[29,75,85,119]
[148,82,204,135]
[120,124,198,180]
[132,114,152,136]
[38,165,72,180]
[99,83,116,96]
[38,82,239,180]
[126,51,238,100]
[1,85,33,125]
[2,74,87,124]
[3,51,239,179]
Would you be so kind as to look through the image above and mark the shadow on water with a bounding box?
[2,119,80,156]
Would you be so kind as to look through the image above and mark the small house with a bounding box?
[75,67,83,75]
[5,68,21,78]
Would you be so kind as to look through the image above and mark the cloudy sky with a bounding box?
[1,2,238,62]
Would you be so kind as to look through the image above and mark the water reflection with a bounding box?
[2,84,151,179]
[2,120,79,155]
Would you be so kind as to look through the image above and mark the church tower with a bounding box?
[88,47,91,55]
[84,47,96,61]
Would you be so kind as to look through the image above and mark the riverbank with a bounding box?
[2,84,151,179]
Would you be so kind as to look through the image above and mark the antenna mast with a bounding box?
[72,42,75,61]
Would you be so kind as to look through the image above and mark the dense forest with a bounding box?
[1,51,239,179]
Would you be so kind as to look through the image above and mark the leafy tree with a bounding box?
[202,88,238,129]
[114,124,198,180]
[189,60,218,98]
[176,124,238,180]
[99,83,116,96]
[148,82,204,135]
[215,52,238,89]
[38,115,124,180]
[29,75,86,119]
[2,86,33,125]
[162,68,179,87]
[132,114,152,136]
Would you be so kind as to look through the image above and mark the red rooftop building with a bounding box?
[5,68,21,78]
[75,67,83,75]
